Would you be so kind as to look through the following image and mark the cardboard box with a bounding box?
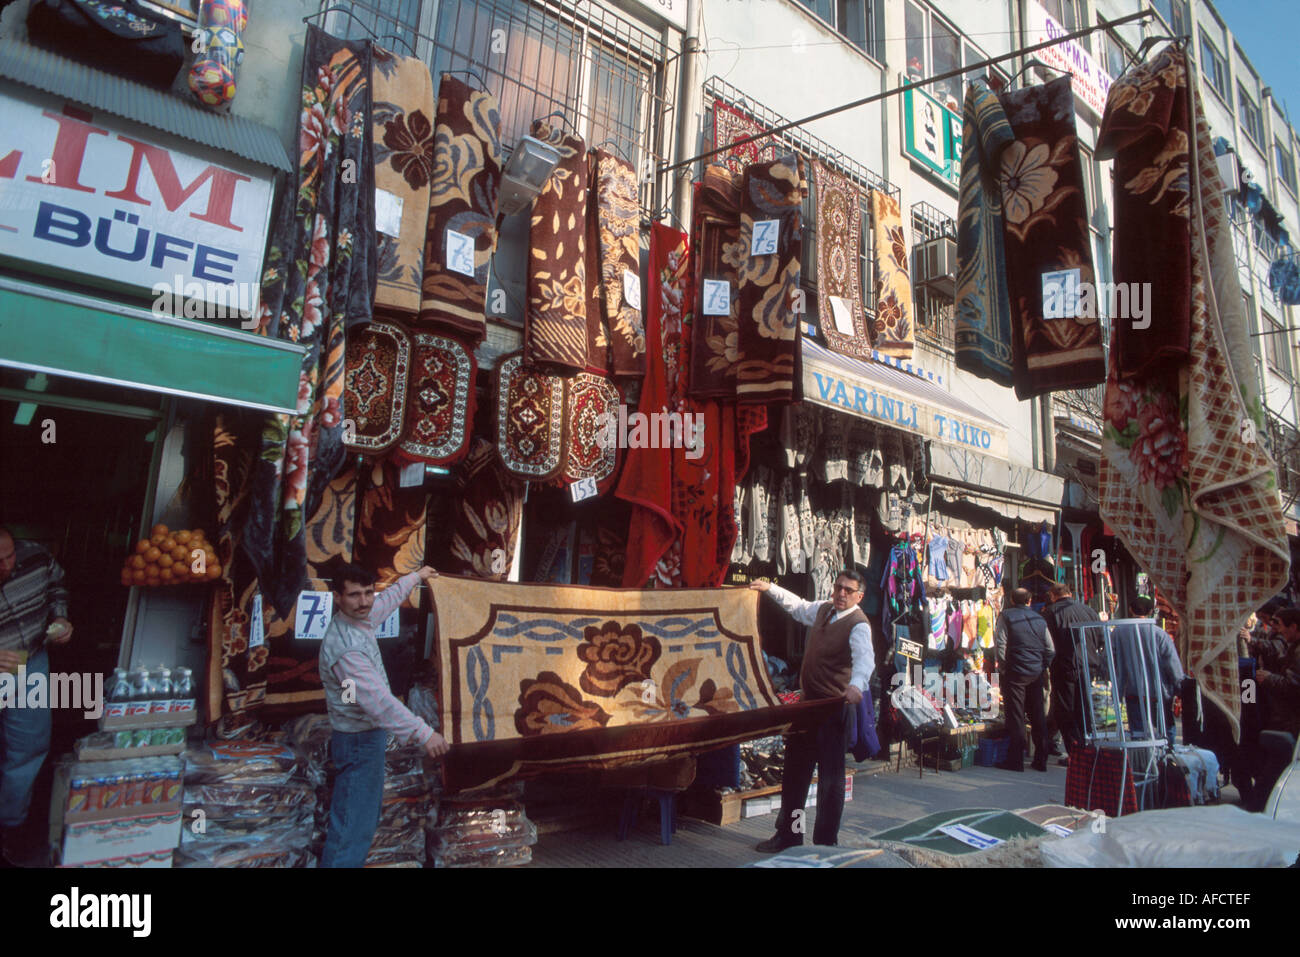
[60,809,182,867]
[60,849,174,869]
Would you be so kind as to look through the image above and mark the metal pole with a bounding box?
[662,8,1155,173]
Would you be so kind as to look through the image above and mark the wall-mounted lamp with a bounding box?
[497,135,562,216]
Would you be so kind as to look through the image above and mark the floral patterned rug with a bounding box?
[431,576,837,790]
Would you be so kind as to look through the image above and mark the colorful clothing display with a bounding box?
[812,160,872,359]
[1096,44,1192,382]
[1097,64,1289,738]
[868,189,915,359]
[954,80,1016,387]
[371,47,435,317]
[736,154,805,403]
[525,120,589,372]
[418,74,502,342]
[998,75,1104,399]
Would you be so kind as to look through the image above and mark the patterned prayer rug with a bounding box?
[241,24,374,619]
[526,120,589,372]
[371,47,435,318]
[343,319,410,454]
[735,154,804,403]
[688,164,743,398]
[494,351,569,481]
[954,80,1016,387]
[355,459,429,610]
[397,331,475,466]
[446,438,525,580]
[431,576,839,790]
[562,372,621,493]
[583,151,610,376]
[1097,70,1289,738]
[997,76,1104,399]
[812,160,871,360]
[417,74,502,342]
[712,98,776,175]
[593,149,646,376]
[1097,45,1192,382]
[869,189,915,359]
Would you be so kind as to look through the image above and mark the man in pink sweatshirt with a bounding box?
[318,561,448,867]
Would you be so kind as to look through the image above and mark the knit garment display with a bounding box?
[417,74,502,341]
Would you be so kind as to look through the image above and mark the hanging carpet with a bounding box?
[343,319,410,454]
[712,98,777,175]
[561,372,622,494]
[592,149,646,376]
[1097,65,1289,740]
[954,80,1017,387]
[371,46,436,317]
[446,437,525,580]
[735,154,804,403]
[355,459,429,610]
[997,75,1104,399]
[494,351,569,481]
[432,576,839,790]
[868,189,914,359]
[397,331,475,466]
[812,160,871,360]
[417,74,502,342]
[525,120,589,372]
[688,164,743,398]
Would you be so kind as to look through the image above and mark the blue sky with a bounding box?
[1213,0,1300,128]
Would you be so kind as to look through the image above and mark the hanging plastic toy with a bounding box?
[188,0,249,109]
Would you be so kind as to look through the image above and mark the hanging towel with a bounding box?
[418,74,502,342]
[735,154,805,404]
[1097,70,1289,740]
[812,160,872,359]
[525,120,589,372]
[689,164,744,398]
[371,47,436,317]
[868,189,915,359]
[954,80,1017,387]
[997,75,1104,399]
[592,149,646,376]
[1096,45,1192,382]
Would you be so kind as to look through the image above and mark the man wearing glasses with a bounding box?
[750,569,873,852]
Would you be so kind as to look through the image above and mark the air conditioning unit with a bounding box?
[913,236,957,298]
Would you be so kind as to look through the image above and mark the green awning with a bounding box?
[0,282,304,413]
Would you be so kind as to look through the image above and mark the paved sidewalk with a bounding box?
[526,757,1073,868]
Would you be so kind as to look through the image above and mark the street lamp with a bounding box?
[497,134,562,216]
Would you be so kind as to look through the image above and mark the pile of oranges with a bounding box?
[120,525,223,587]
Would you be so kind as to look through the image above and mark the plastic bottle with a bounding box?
[171,666,196,716]
[149,667,173,716]
[106,668,131,720]
[126,668,151,718]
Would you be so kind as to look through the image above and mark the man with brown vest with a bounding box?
[750,569,873,852]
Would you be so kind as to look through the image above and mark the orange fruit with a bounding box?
[170,545,188,562]
[145,546,161,562]
[120,571,133,586]
[206,563,222,579]
[173,564,190,581]
[131,569,147,584]
[191,529,206,543]
[151,524,169,537]
[162,537,177,552]
[158,554,174,569]
[175,530,192,545]
[150,532,167,547]
[130,555,146,570]
[135,540,151,555]
[159,567,174,583]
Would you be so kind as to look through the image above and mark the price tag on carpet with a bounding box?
[399,461,425,487]
[376,608,400,639]
[250,594,265,649]
[375,188,404,238]
[569,477,598,502]
[750,219,779,256]
[828,295,856,335]
[1042,268,1081,319]
[702,279,731,316]
[622,268,641,310]
[446,228,477,277]
[937,824,1003,850]
[295,591,333,641]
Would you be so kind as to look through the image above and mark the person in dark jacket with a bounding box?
[1041,582,1099,765]
[994,587,1055,772]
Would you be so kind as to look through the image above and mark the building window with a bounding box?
[1239,85,1264,147]
[795,0,876,58]
[1264,313,1293,380]
[1199,30,1229,103]
[1277,138,1298,194]
[904,1,999,113]
[1102,30,1129,81]
[1042,0,1089,52]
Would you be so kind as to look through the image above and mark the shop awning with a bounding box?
[0,41,291,172]
[0,280,305,414]
[801,337,1009,459]
[929,443,1065,525]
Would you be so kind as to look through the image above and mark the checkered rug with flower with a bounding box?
[431,576,837,790]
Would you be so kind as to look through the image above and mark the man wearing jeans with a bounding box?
[0,527,73,867]
[319,561,448,867]
[750,569,873,852]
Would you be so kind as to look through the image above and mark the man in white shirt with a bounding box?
[750,569,874,851]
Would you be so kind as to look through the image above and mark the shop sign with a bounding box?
[903,86,961,188]
[802,353,1008,459]
[0,90,274,313]
[624,0,688,31]
[1025,1,1114,117]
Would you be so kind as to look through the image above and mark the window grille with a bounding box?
[909,201,955,353]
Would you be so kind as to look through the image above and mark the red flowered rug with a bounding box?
[431,575,839,790]
[562,371,621,494]
[397,331,475,466]
[343,319,411,454]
